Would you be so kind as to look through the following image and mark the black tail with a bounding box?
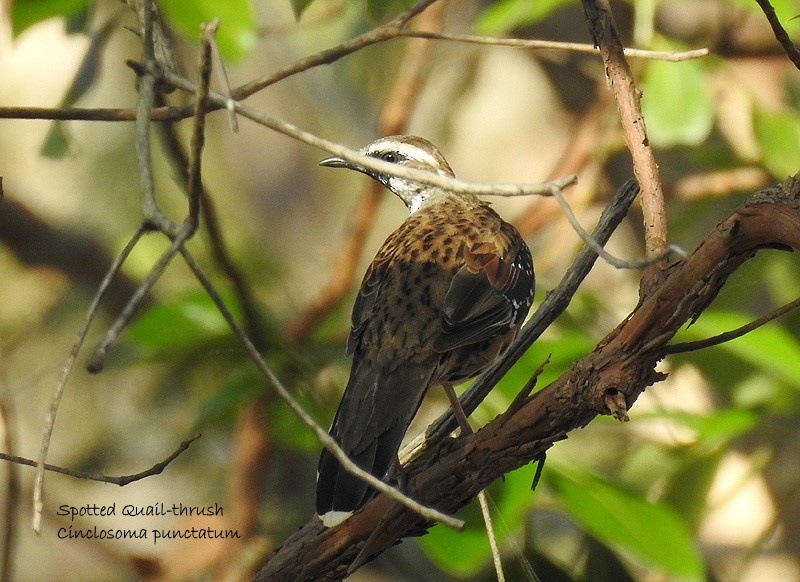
[315,360,433,515]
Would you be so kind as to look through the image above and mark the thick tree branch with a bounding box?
[255,177,800,581]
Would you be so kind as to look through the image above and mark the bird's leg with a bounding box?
[441,381,473,436]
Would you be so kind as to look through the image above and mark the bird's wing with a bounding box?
[346,258,387,357]
[434,222,534,352]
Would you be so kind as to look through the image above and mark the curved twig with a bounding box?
[2,435,202,486]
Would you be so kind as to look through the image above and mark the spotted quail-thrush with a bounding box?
[316,135,535,524]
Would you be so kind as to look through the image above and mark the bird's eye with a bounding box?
[380,152,398,163]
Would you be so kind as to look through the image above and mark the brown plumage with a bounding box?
[316,136,534,521]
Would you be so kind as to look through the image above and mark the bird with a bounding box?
[315,135,534,526]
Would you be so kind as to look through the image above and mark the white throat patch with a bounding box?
[408,193,425,214]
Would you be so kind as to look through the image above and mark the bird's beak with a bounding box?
[319,156,351,169]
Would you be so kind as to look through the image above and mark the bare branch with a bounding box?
[231,0,441,100]
[401,30,709,61]
[754,0,800,71]
[582,0,668,292]
[665,296,800,354]
[32,226,147,534]
[550,185,687,269]
[0,368,18,581]
[3,435,201,486]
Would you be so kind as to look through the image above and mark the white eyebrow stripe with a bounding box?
[365,141,440,168]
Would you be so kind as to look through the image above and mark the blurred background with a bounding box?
[1,0,800,580]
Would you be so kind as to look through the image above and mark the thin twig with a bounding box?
[178,247,465,531]
[478,491,506,582]
[582,0,668,291]
[401,30,709,61]
[179,72,585,202]
[205,18,239,131]
[440,383,506,582]
[664,296,800,354]
[4,435,201,485]
[86,228,190,372]
[187,19,215,227]
[754,0,800,71]
[87,11,215,373]
[550,185,686,269]
[0,367,18,581]
[231,0,441,99]
[155,103,268,349]
[32,226,146,534]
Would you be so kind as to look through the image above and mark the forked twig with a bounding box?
[665,296,800,354]
[6,434,201,486]
[32,227,146,533]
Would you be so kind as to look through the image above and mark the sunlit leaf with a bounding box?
[10,0,90,35]
[636,408,760,441]
[549,466,705,580]
[641,38,713,147]
[127,290,243,353]
[675,309,800,388]
[753,106,800,178]
[476,0,573,35]
[158,0,257,61]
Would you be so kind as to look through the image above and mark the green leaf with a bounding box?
[676,309,800,388]
[40,121,70,158]
[636,408,760,441]
[290,0,317,20]
[640,38,713,147]
[420,462,539,576]
[157,0,257,61]
[363,0,416,23]
[127,290,242,353]
[194,367,263,428]
[42,16,118,158]
[753,106,800,178]
[268,398,323,453]
[662,447,725,529]
[480,328,593,419]
[10,0,90,35]
[475,0,573,35]
[549,466,704,580]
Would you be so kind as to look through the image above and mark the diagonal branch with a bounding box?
[231,0,441,100]
[582,0,668,293]
[754,0,800,71]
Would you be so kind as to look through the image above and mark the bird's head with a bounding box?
[320,135,455,213]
